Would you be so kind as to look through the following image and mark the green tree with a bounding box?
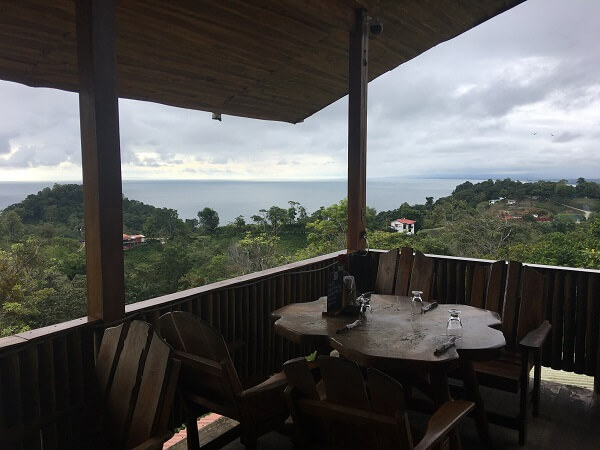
[233,215,246,228]
[228,232,284,273]
[0,210,24,243]
[198,207,220,232]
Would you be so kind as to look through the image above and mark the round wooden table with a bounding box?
[272,294,505,448]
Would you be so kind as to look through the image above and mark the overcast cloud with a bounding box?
[1,0,599,182]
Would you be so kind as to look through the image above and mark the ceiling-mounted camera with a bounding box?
[369,21,383,35]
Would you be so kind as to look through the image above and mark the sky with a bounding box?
[1,0,599,183]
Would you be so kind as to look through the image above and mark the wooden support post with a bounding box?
[347,9,368,252]
[76,0,125,322]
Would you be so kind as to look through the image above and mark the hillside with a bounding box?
[1,178,599,336]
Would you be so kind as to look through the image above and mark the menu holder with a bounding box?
[324,271,360,317]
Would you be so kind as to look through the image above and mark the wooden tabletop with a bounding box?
[272,294,505,372]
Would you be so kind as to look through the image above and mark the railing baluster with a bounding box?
[585,274,599,377]
[550,270,565,369]
[562,273,576,372]
[575,273,588,373]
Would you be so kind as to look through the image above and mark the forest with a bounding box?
[1,178,599,336]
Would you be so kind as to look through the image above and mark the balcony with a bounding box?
[1,251,598,449]
[1,1,598,448]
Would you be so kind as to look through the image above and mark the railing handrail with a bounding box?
[125,250,346,314]
[0,250,346,354]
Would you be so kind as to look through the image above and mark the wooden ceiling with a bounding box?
[0,0,525,123]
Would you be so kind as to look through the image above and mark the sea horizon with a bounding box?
[2,177,595,225]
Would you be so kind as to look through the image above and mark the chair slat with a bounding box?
[409,250,434,302]
[470,264,488,309]
[375,248,398,295]
[319,356,369,409]
[516,267,545,343]
[105,321,151,445]
[485,260,506,314]
[126,333,171,448]
[502,261,522,348]
[394,247,413,296]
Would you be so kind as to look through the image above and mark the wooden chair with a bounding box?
[408,250,435,302]
[473,263,551,445]
[90,320,180,449]
[283,356,474,450]
[374,248,399,294]
[158,311,289,450]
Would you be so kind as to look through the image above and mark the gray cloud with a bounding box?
[1,0,599,181]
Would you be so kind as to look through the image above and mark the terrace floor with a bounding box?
[169,369,599,450]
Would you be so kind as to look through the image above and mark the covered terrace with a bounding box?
[0,0,598,448]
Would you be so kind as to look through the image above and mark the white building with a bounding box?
[391,218,416,234]
[488,197,504,205]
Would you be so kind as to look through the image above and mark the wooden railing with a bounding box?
[0,251,342,449]
[0,250,598,448]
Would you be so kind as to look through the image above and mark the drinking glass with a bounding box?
[410,290,424,318]
[447,309,463,338]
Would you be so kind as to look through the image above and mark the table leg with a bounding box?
[460,358,493,449]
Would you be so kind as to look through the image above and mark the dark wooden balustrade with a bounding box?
[0,250,598,449]
[0,251,342,450]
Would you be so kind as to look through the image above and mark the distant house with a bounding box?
[507,199,517,205]
[123,233,145,248]
[391,218,416,234]
[488,197,504,205]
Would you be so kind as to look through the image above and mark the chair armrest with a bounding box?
[130,433,172,450]
[519,321,551,351]
[173,350,222,376]
[414,400,474,450]
[240,371,287,399]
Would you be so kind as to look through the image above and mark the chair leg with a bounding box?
[241,434,258,450]
[519,363,529,446]
[533,352,542,417]
[185,414,201,450]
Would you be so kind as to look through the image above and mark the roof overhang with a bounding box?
[0,0,525,123]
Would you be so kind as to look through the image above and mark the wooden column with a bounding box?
[76,0,125,322]
[347,10,368,252]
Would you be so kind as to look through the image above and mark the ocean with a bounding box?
[0,178,476,224]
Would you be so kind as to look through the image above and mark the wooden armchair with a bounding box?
[158,311,289,450]
[473,263,551,445]
[283,356,474,450]
[90,320,180,449]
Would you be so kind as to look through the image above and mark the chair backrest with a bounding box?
[408,250,434,302]
[95,320,180,449]
[501,263,546,348]
[394,247,414,296]
[158,311,242,418]
[374,248,398,295]
[283,356,412,450]
[470,260,505,311]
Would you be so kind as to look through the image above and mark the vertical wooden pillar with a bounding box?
[76,0,125,322]
[347,10,368,252]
